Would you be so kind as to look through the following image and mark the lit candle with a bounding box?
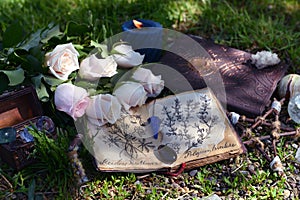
[121,19,163,63]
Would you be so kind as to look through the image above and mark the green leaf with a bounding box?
[28,179,36,200]
[28,45,48,74]
[17,29,42,51]
[66,21,90,37]
[110,68,132,86]
[90,40,109,58]
[3,21,25,48]
[34,194,44,200]
[90,40,107,50]
[41,23,63,43]
[74,80,97,89]
[6,49,27,65]
[0,68,25,86]
[0,73,9,94]
[23,54,43,73]
[31,74,43,86]
[43,75,65,86]
[38,82,49,102]
[31,74,49,102]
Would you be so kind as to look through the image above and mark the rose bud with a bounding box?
[112,43,144,68]
[85,94,122,126]
[132,67,164,97]
[54,83,89,120]
[113,81,147,110]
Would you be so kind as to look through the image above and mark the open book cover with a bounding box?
[87,88,245,173]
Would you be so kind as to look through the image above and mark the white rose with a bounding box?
[45,43,79,80]
[78,54,118,81]
[85,94,122,126]
[113,81,147,110]
[54,83,89,120]
[132,67,164,97]
[112,43,144,68]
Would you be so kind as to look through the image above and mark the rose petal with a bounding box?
[132,67,164,97]
[85,94,122,126]
[113,81,147,110]
[112,44,144,68]
[79,55,117,81]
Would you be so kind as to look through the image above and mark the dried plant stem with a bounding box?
[256,146,272,162]
[272,140,278,156]
[0,172,13,189]
[230,98,294,177]
[243,130,298,146]
[250,98,285,130]
[240,118,293,132]
[271,107,282,156]
[239,98,285,140]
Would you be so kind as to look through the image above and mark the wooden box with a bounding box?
[0,85,43,170]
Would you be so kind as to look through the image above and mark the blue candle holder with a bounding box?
[121,19,163,63]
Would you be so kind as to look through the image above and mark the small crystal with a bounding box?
[36,116,55,133]
[250,51,280,69]
[144,116,161,139]
[154,145,177,164]
[19,127,34,143]
[0,127,16,144]
[200,194,222,200]
[189,169,198,177]
[295,147,300,163]
[288,94,300,124]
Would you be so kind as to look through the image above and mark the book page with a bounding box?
[88,88,243,172]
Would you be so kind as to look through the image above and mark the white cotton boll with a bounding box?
[250,50,280,69]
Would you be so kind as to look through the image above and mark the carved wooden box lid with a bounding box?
[0,85,43,129]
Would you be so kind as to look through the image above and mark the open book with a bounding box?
[85,88,245,172]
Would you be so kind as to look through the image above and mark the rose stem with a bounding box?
[256,146,272,162]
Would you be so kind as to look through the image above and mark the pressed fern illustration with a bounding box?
[161,94,219,152]
[103,115,155,159]
[102,93,219,159]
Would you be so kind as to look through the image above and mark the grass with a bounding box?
[0,0,300,199]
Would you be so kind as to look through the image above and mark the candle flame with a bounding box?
[133,20,143,29]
